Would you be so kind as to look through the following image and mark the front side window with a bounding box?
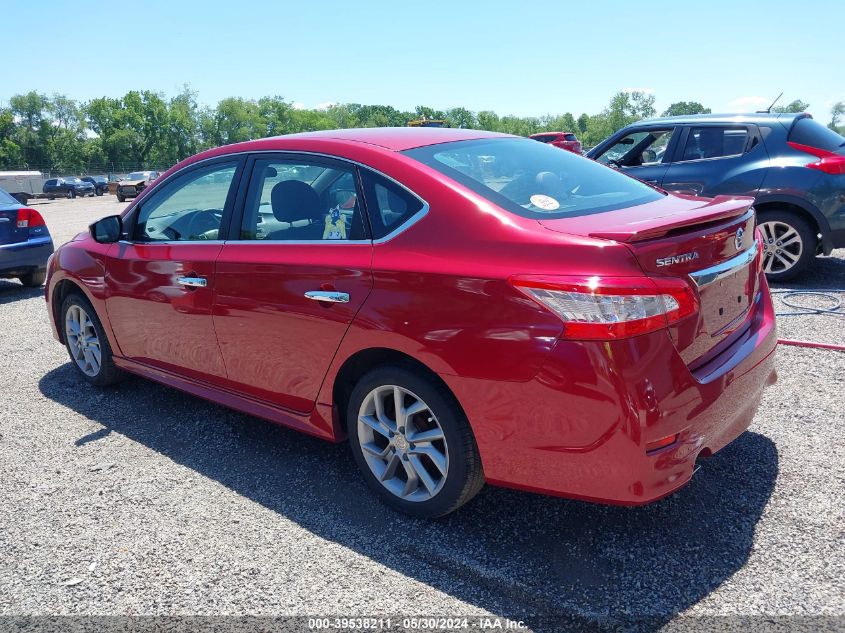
[596,128,674,167]
[680,126,749,161]
[405,138,662,220]
[133,161,238,242]
[240,158,367,241]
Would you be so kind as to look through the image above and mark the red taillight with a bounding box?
[509,275,699,340]
[16,208,46,229]
[646,433,679,453]
[787,141,845,175]
[806,155,845,175]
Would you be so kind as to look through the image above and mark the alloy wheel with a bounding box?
[357,385,449,502]
[759,220,803,275]
[65,304,102,377]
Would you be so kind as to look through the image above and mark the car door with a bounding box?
[660,124,766,197]
[104,157,244,383]
[592,127,679,187]
[212,154,373,413]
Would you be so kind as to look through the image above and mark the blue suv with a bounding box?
[587,113,845,280]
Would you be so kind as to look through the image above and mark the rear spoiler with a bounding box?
[586,196,754,243]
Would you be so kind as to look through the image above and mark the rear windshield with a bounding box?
[788,117,845,151]
[0,187,17,205]
[404,138,663,220]
[531,134,558,143]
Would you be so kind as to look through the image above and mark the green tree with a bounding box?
[662,101,712,117]
[9,91,51,166]
[773,99,810,114]
[830,101,845,133]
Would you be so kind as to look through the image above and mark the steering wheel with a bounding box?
[186,209,221,239]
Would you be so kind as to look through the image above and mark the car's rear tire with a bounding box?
[757,210,816,282]
[67,189,76,199]
[346,365,484,518]
[117,194,126,202]
[19,270,46,287]
[13,193,28,205]
[60,293,125,387]
[96,188,103,196]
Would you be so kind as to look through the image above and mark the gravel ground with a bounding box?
[0,196,843,631]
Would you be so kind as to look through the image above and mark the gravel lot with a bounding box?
[1,196,843,631]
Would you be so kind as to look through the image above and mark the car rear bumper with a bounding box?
[0,236,54,276]
[445,272,778,505]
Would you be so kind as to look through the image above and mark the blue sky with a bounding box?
[4,0,844,121]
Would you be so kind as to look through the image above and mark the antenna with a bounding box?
[758,92,783,114]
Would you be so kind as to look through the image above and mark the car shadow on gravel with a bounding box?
[769,251,845,292]
[0,279,44,304]
[39,364,778,632]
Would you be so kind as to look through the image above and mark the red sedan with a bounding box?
[530,131,583,154]
[45,128,777,518]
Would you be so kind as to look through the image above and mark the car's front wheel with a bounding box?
[60,293,125,386]
[96,188,103,196]
[67,189,76,199]
[757,210,816,282]
[117,194,126,202]
[347,365,484,518]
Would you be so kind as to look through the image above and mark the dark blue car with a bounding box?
[0,187,54,287]
[81,175,109,196]
[42,177,95,199]
[588,113,845,280]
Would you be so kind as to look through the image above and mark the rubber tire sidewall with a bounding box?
[757,210,816,282]
[60,292,124,387]
[19,270,46,287]
[67,188,76,199]
[346,365,484,519]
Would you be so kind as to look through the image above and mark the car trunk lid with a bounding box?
[0,204,24,245]
[539,195,759,367]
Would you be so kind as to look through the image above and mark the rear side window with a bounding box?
[680,127,749,161]
[532,134,558,143]
[359,170,425,239]
[564,134,577,141]
[788,117,845,152]
[0,188,16,204]
[405,138,663,220]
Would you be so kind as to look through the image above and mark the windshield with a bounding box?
[0,187,17,205]
[127,172,148,180]
[404,138,663,220]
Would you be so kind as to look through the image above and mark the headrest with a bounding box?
[271,180,322,223]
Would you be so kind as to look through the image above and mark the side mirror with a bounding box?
[90,215,122,243]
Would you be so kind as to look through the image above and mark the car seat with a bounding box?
[266,180,324,240]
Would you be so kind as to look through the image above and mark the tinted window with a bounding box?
[405,138,662,220]
[596,128,674,167]
[564,134,577,141]
[680,127,748,161]
[359,170,425,239]
[532,134,558,143]
[240,158,366,241]
[133,161,238,242]
[788,117,845,151]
